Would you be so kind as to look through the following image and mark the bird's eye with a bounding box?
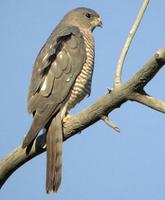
[85,13,91,18]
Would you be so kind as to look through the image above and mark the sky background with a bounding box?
[0,0,165,199]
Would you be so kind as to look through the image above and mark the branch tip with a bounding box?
[155,48,165,61]
[101,115,120,133]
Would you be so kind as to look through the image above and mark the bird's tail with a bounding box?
[46,111,63,193]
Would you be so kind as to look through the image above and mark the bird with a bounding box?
[22,7,102,193]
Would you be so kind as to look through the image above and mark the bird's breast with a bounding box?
[67,30,95,111]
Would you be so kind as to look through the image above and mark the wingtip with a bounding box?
[22,136,29,149]
[22,141,27,149]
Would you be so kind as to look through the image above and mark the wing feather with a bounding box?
[25,25,86,144]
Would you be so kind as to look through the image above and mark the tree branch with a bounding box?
[129,92,165,113]
[114,0,150,86]
[0,48,165,189]
[125,48,165,91]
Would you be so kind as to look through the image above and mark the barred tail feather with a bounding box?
[46,111,63,193]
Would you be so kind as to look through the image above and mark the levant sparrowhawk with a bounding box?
[22,7,102,193]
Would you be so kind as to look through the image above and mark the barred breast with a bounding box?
[67,30,95,111]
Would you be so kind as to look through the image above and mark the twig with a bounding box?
[114,0,150,86]
[101,115,120,133]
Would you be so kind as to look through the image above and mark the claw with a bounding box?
[63,114,73,123]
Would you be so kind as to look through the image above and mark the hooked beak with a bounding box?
[96,17,103,27]
[91,17,103,29]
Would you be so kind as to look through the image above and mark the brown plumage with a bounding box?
[22,7,102,193]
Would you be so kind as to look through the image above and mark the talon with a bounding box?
[63,114,73,123]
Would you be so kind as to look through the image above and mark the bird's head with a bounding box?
[61,7,102,31]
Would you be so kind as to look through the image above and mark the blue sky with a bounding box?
[0,0,165,199]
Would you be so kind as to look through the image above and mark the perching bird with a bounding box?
[22,7,102,193]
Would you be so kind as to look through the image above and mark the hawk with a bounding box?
[22,7,102,193]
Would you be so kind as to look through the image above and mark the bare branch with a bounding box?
[129,92,165,113]
[0,48,164,188]
[114,0,150,86]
